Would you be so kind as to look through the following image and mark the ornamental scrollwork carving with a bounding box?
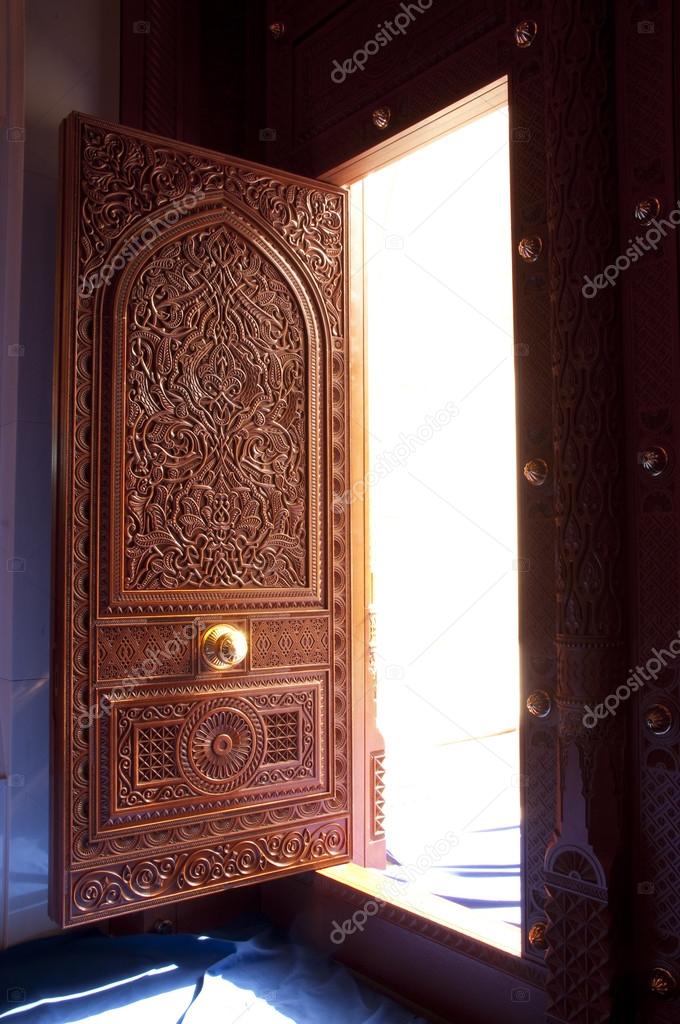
[72,822,348,916]
[124,225,308,592]
[79,122,344,336]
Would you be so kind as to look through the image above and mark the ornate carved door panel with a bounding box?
[51,114,350,926]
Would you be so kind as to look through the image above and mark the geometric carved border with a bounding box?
[96,621,194,681]
[370,750,385,841]
[250,615,330,669]
[95,614,332,687]
[95,673,328,837]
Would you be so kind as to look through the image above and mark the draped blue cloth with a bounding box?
[0,917,427,1023]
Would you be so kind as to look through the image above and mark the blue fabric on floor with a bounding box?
[0,917,427,1023]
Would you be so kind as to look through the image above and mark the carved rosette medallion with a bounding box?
[179,698,266,794]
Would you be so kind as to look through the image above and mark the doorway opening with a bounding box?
[326,80,522,954]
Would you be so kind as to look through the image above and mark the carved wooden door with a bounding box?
[51,113,350,926]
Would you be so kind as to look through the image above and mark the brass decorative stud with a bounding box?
[528,921,548,950]
[202,624,248,670]
[372,107,391,130]
[523,458,549,486]
[515,20,538,47]
[645,704,673,736]
[638,446,668,477]
[518,236,542,262]
[527,691,552,719]
[650,966,678,998]
[268,21,285,39]
[634,196,661,225]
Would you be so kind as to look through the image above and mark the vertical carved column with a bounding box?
[543,2,628,1021]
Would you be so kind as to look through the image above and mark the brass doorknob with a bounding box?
[202,624,248,670]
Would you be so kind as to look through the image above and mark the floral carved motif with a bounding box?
[544,0,626,1018]
[179,697,266,794]
[79,122,343,336]
[124,225,308,592]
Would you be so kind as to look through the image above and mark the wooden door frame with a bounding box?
[260,3,630,1020]
[114,2,657,1018]
[325,76,526,938]
[264,68,553,1020]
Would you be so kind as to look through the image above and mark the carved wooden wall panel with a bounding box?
[291,1,502,147]
[617,0,680,1018]
[543,2,628,1021]
[51,113,350,925]
[265,0,508,176]
[120,0,265,160]
[258,1,656,1020]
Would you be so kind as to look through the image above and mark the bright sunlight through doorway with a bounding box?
[363,100,521,940]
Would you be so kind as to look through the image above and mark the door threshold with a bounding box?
[318,863,521,956]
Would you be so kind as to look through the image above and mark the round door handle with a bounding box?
[202,624,248,670]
